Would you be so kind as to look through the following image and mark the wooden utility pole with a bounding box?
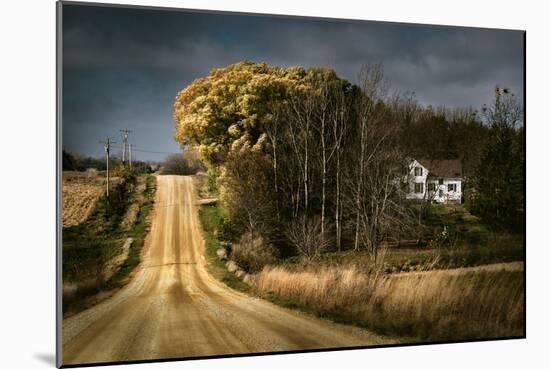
[120,129,132,165]
[129,143,132,169]
[100,138,116,198]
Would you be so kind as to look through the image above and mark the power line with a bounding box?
[132,147,182,155]
[109,145,180,155]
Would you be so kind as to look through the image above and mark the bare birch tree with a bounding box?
[264,103,284,220]
[329,82,352,251]
[343,64,417,261]
[310,76,335,238]
[286,86,316,215]
[352,64,388,252]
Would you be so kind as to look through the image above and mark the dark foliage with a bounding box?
[62,150,154,174]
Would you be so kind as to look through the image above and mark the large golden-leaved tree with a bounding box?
[174,61,308,166]
[173,61,356,255]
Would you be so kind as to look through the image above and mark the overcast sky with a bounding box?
[62,3,524,161]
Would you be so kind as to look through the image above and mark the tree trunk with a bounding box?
[321,118,326,237]
[335,150,341,251]
[272,140,280,220]
[354,123,365,252]
[304,120,309,213]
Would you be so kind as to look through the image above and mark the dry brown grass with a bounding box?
[231,231,278,273]
[252,263,524,340]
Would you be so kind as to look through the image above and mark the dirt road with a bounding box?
[62,176,392,366]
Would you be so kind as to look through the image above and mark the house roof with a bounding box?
[418,159,462,178]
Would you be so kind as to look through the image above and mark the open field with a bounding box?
[62,171,108,227]
[252,264,524,341]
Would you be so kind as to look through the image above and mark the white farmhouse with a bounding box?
[405,159,463,204]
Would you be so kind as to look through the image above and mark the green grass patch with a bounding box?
[419,203,500,246]
[198,204,250,293]
[106,175,156,287]
[276,204,523,274]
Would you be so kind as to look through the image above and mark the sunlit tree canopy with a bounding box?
[173,61,344,166]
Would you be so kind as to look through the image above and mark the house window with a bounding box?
[448,183,457,192]
[414,183,424,193]
[414,167,423,176]
[438,178,444,185]
[428,183,435,191]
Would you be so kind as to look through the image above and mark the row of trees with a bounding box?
[174,61,524,259]
[62,150,154,174]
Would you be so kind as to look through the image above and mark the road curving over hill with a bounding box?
[62,175,393,366]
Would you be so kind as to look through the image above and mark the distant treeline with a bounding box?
[161,148,205,175]
[173,62,524,259]
[62,150,155,174]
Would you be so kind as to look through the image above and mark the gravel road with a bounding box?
[62,175,393,366]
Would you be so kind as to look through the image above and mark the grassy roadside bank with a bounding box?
[253,265,524,341]
[105,175,156,288]
[197,202,523,342]
[62,174,156,316]
[198,204,250,293]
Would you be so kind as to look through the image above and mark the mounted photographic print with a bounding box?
[56,1,526,367]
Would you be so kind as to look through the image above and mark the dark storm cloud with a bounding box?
[62,4,524,160]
